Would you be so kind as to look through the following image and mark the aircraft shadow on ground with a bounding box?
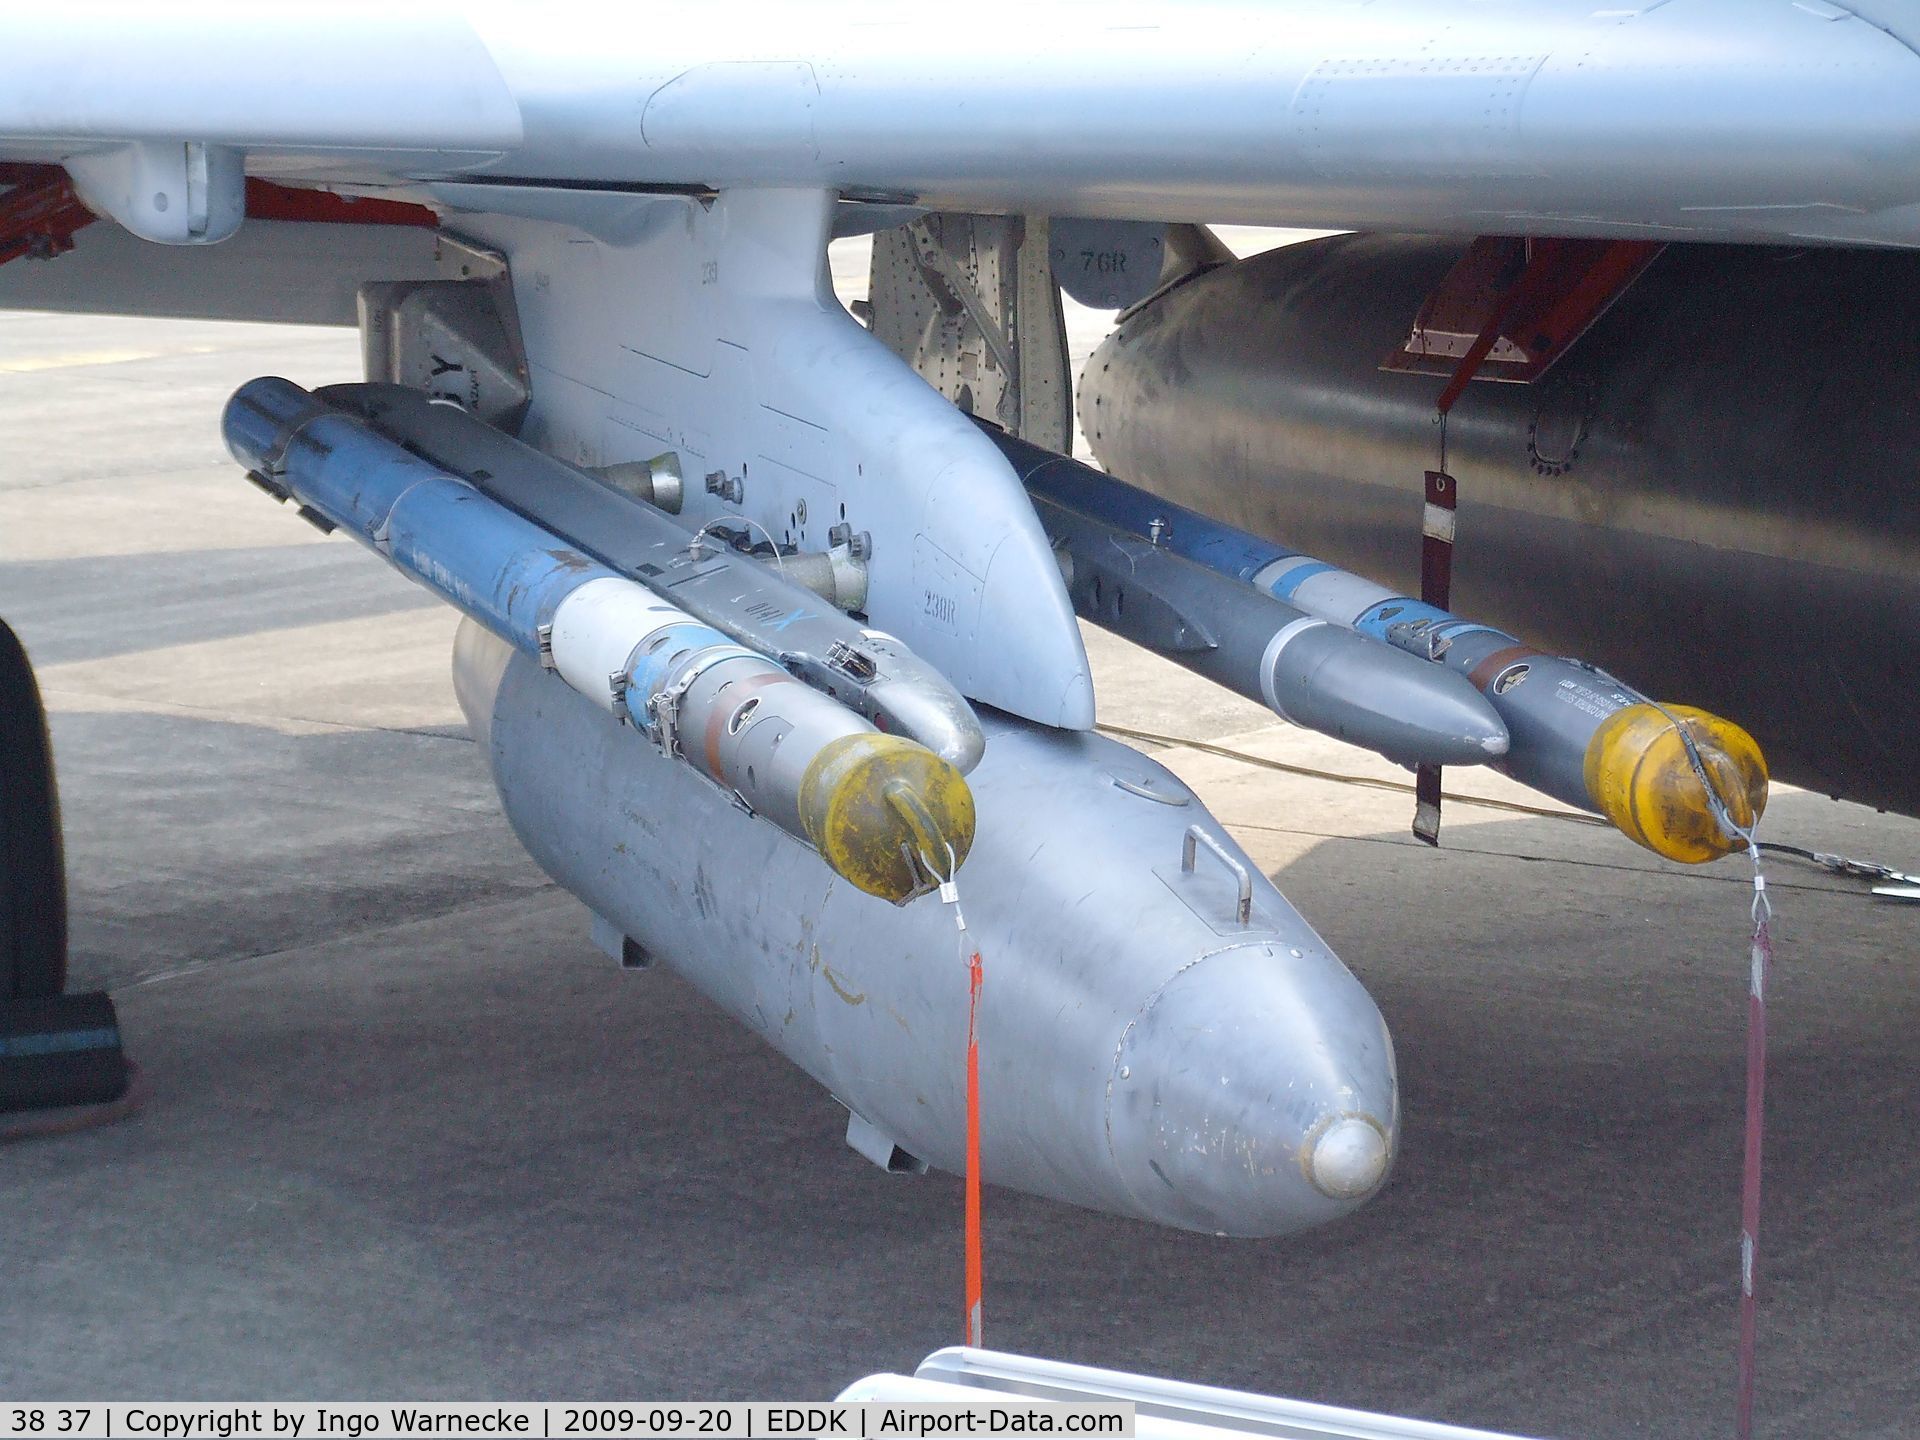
[1,544,436,668]
[14,708,1918,1433]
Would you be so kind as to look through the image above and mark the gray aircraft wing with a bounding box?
[0,2,1917,249]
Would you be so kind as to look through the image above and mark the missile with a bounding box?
[985,429,1508,767]
[317,381,983,775]
[997,431,1765,863]
[1252,561,1767,861]
[222,377,974,903]
[1081,232,1898,815]
[456,618,1399,1236]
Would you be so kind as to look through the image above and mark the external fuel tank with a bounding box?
[1081,235,1920,817]
[454,621,1399,1237]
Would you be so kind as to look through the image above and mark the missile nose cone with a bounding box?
[1306,1115,1391,1200]
[1106,942,1397,1236]
[1269,627,1508,767]
[1583,703,1769,863]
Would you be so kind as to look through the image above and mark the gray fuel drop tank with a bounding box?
[1082,235,1920,817]
[453,621,1398,1237]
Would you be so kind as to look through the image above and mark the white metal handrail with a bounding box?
[837,1348,1545,1440]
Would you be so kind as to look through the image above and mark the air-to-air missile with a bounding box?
[316,383,980,775]
[223,377,974,903]
[1079,233,1907,819]
[995,432,1765,864]
[985,428,1508,769]
[224,377,1400,1236]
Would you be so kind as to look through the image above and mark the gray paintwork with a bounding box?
[983,426,1509,768]
[8,5,1920,247]
[13,316,1920,1423]
[0,217,444,325]
[6,0,1908,1268]
[445,191,1097,733]
[454,621,1397,1238]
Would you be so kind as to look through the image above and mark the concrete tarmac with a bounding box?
[2,294,1918,1437]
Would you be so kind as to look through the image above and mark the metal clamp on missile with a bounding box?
[990,427,1766,864]
[224,377,974,903]
[985,428,1508,769]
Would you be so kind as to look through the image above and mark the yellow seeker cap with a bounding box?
[1583,703,1768,864]
[799,733,977,903]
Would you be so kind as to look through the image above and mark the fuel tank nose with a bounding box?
[1306,1115,1392,1200]
[1105,942,1398,1237]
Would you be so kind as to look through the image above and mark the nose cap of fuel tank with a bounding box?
[1306,1115,1392,1200]
[1105,941,1397,1236]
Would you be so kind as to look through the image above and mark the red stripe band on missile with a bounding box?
[1467,644,1547,694]
[702,670,787,785]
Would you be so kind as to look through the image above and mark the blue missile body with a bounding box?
[984,427,1507,766]
[222,377,978,902]
[990,427,1767,863]
[225,376,613,654]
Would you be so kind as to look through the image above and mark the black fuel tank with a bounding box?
[1082,235,1920,816]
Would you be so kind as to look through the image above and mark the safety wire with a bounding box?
[1102,710,1879,1438]
[1094,721,1916,890]
[1122,691,1776,1435]
[930,842,985,1349]
[1634,701,1772,1440]
[688,517,789,578]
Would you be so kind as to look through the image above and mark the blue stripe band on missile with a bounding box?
[623,622,746,705]
[1351,597,1452,638]
[1429,619,1506,644]
[1351,597,1507,647]
[1264,560,1339,601]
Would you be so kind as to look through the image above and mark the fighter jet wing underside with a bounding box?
[2,0,1914,1235]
